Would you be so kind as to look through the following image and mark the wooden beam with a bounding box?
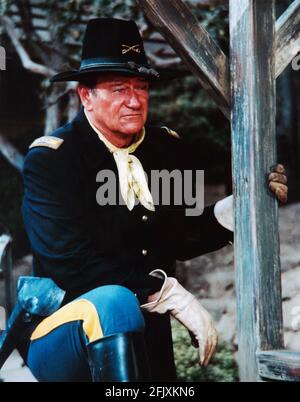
[230,0,284,382]
[275,0,300,78]
[138,0,300,121]
[138,0,231,119]
[257,350,300,382]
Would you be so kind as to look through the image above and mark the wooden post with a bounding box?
[230,0,284,381]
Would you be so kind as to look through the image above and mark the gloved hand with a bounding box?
[268,164,288,203]
[140,270,218,366]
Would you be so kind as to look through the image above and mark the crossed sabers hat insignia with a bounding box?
[122,44,141,55]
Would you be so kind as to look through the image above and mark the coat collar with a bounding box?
[72,107,113,170]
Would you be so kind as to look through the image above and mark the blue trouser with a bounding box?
[27,285,145,382]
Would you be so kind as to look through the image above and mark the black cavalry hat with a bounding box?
[51,18,159,82]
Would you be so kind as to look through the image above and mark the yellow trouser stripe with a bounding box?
[30,299,103,343]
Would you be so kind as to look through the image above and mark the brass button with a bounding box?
[142,215,148,222]
[142,249,148,256]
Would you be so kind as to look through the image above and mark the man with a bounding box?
[20,18,287,382]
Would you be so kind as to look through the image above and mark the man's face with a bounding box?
[79,74,149,138]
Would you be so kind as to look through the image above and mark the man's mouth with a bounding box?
[122,114,142,118]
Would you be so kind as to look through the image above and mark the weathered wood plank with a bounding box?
[257,350,300,382]
[230,0,284,382]
[138,0,231,119]
[275,0,300,78]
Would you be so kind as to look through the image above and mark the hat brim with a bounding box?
[50,66,188,83]
[50,66,160,82]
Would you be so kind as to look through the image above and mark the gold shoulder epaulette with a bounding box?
[161,126,180,139]
[29,136,64,150]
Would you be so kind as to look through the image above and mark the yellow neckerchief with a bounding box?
[85,111,155,212]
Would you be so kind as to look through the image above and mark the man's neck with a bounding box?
[98,130,135,149]
[85,111,136,149]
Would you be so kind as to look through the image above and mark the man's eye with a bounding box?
[113,87,126,93]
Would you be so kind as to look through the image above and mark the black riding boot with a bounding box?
[87,331,151,382]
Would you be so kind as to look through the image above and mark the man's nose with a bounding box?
[126,90,142,109]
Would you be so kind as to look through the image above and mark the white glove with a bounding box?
[141,270,218,366]
[214,195,234,232]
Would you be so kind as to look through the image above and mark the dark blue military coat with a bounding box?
[22,108,233,380]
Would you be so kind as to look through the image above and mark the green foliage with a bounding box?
[188,3,229,53]
[172,320,239,382]
[45,0,142,52]
[149,75,230,149]
[46,0,88,52]
[92,0,141,20]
